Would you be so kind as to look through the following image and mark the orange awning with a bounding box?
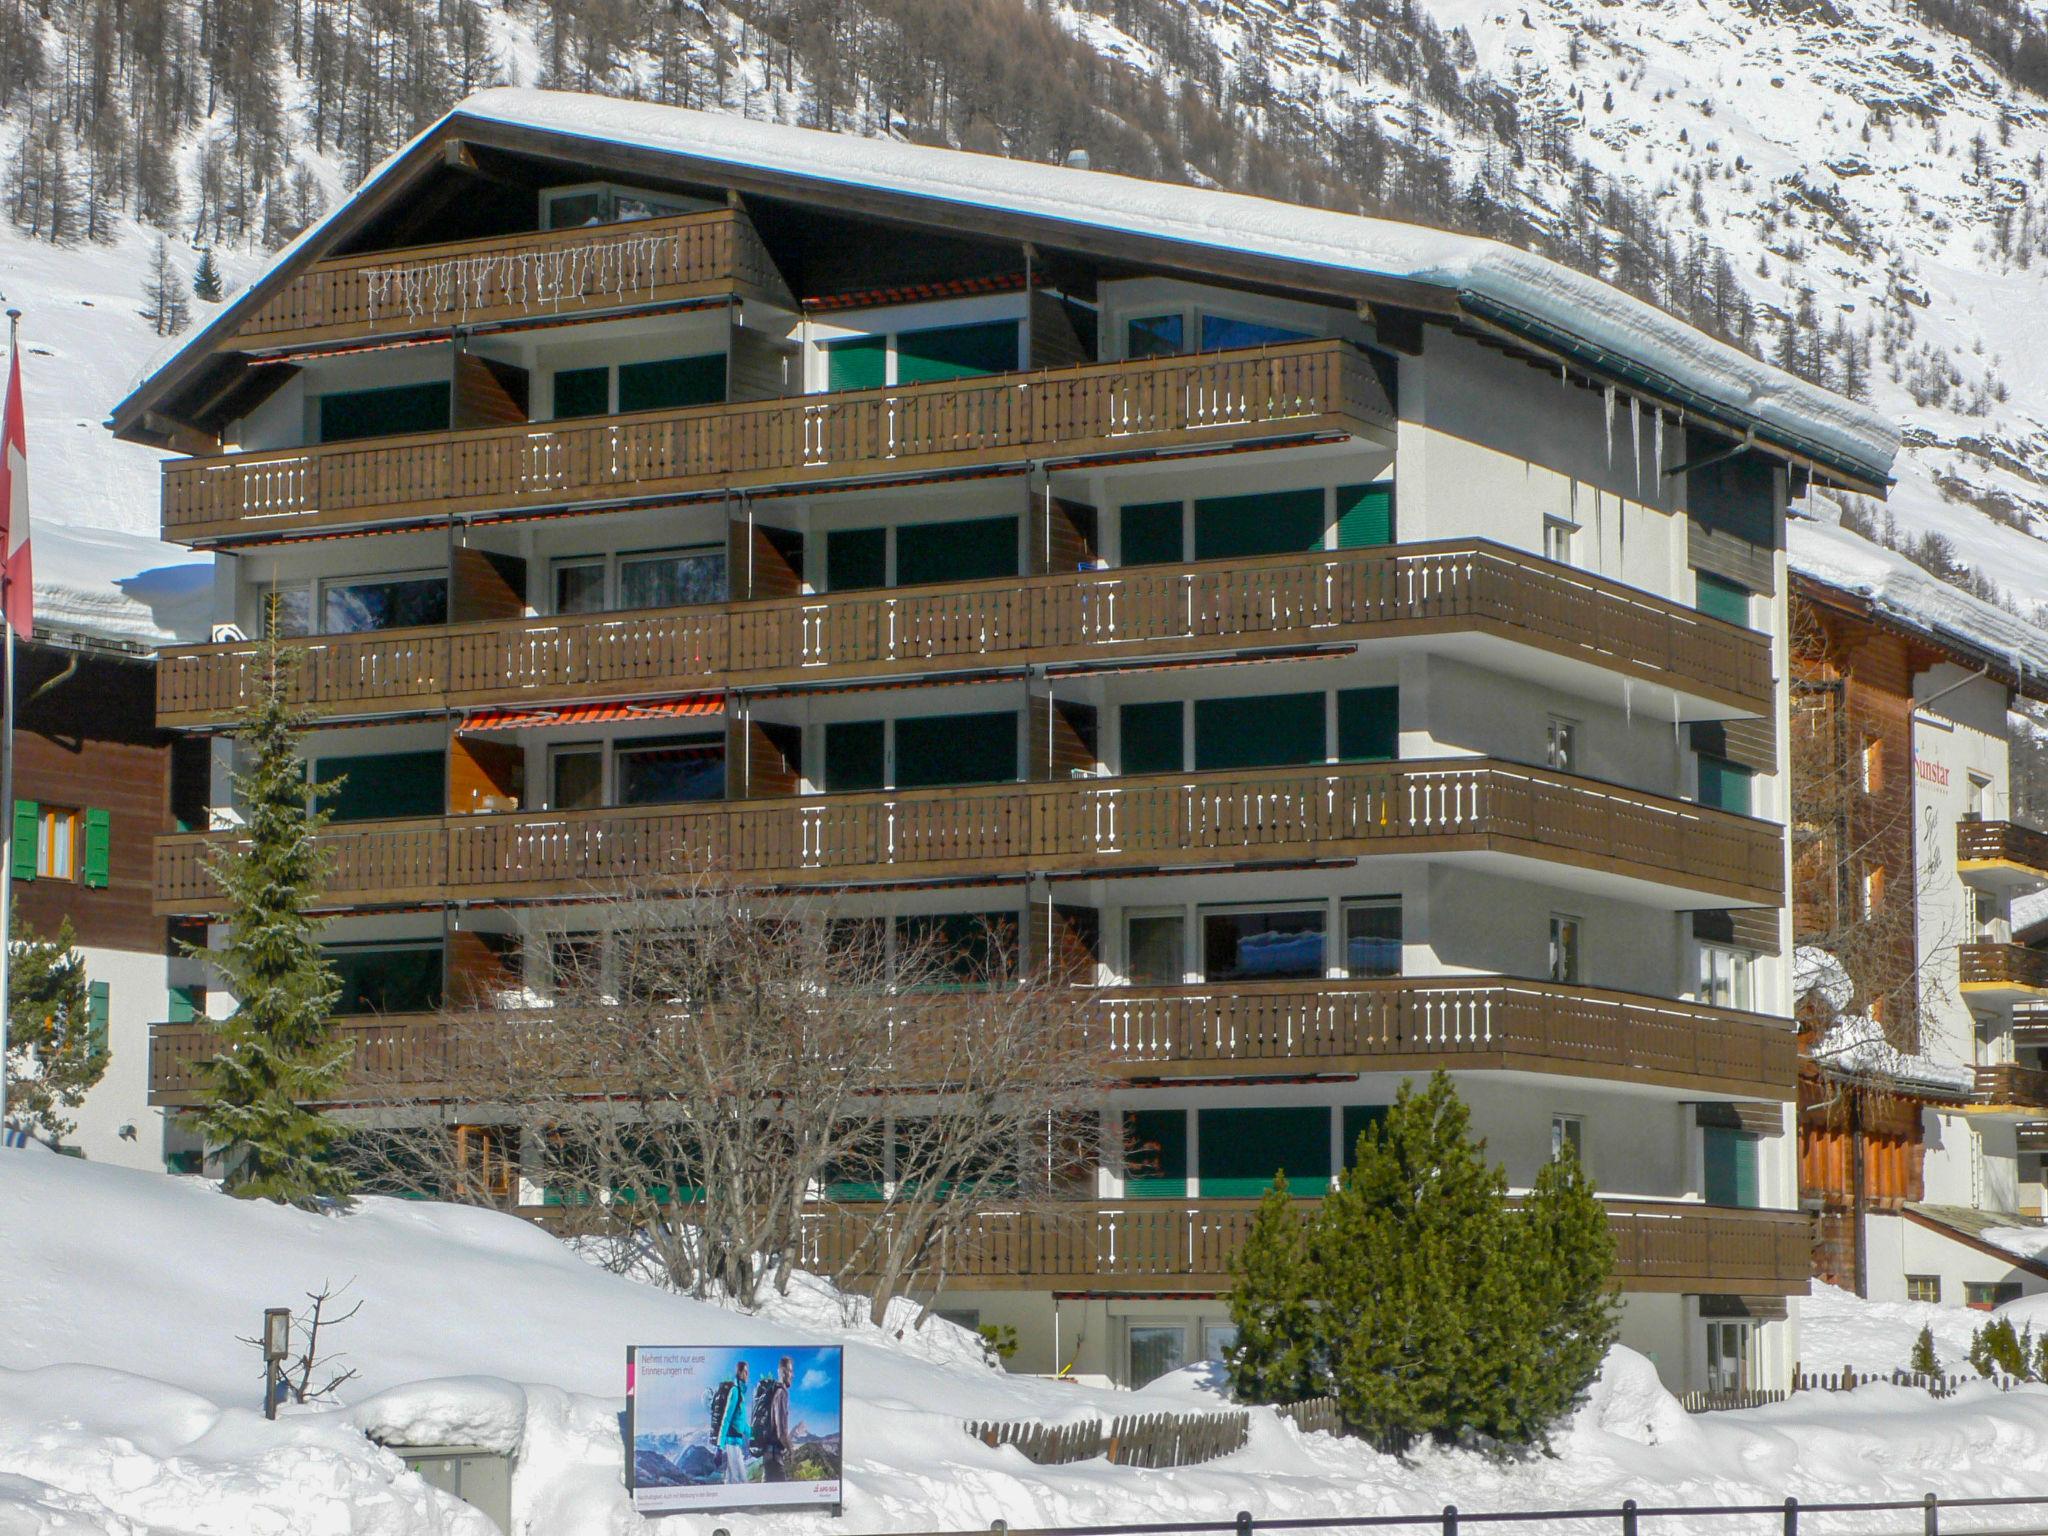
[459,694,723,732]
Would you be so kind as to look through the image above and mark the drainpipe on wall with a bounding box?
[1850,1089,1868,1298]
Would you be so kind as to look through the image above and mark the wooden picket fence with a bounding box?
[965,1408,1249,1468]
[1274,1395,1341,1437]
[1683,1366,2029,1413]
[1680,1388,1788,1412]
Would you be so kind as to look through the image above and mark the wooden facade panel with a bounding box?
[452,351,530,431]
[1028,285,1093,372]
[729,322,798,402]
[450,547,527,625]
[449,733,524,814]
[1028,696,1098,782]
[1688,524,1776,595]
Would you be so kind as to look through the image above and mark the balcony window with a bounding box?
[1698,944,1754,1010]
[1203,905,1326,982]
[1698,754,1753,816]
[551,366,609,420]
[317,381,450,444]
[1544,516,1577,566]
[1336,687,1398,763]
[1197,1105,1329,1197]
[894,711,1018,788]
[324,573,449,633]
[553,560,607,615]
[1551,1113,1585,1162]
[1336,481,1394,548]
[896,911,1021,986]
[1193,692,1323,771]
[894,516,1020,587]
[550,744,605,811]
[1125,909,1186,985]
[1548,717,1579,774]
[1702,1126,1760,1207]
[551,548,725,614]
[616,735,726,806]
[825,527,888,592]
[824,720,886,792]
[540,182,712,229]
[1127,1325,1188,1389]
[1125,314,1183,360]
[1119,501,1184,566]
[1200,314,1310,352]
[1124,1109,1188,1197]
[1343,900,1401,978]
[313,749,446,824]
[618,354,725,412]
[1120,701,1184,776]
[895,320,1020,383]
[1549,913,1582,984]
[1193,489,1325,561]
[1696,572,1751,628]
[1342,1104,1388,1168]
[326,942,444,1015]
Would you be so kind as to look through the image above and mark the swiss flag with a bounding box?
[0,328,31,640]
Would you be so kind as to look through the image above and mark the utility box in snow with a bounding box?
[388,1443,513,1533]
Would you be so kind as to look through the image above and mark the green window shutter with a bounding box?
[1119,501,1184,567]
[167,985,200,1025]
[894,516,1020,587]
[1335,482,1395,548]
[824,335,887,392]
[326,944,445,1015]
[1125,1110,1189,1198]
[894,319,1020,383]
[1119,701,1184,776]
[1194,692,1324,771]
[825,720,886,792]
[826,527,887,592]
[86,981,110,1057]
[552,366,609,420]
[1703,1128,1760,1207]
[1193,488,1325,561]
[82,808,111,889]
[1698,755,1752,816]
[318,382,450,443]
[1198,1106,1330,1198]
[1696,572,1752,628]
[315,750,446,824]
[1336,688,1399,763]
[617,354,725,412]
[895,711,1018,788]
[1341,1104,1389,1170]
[12,800,36,882]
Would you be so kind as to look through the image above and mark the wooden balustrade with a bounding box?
[1957,942,2048,997]
[162,340,1385,541]
[235,210,784,349]
[794,1198,1813,1294]
[153,758,1784,915]
[1973,1061,2048,1109]
[1956,819,2048,887]
[145,975,1796,1107]
[154,540,1771,726]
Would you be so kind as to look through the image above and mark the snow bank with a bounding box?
[1806,1011,1974,1097]
[16,1154,2048,1534]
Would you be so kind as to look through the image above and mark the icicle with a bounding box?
[1603,384,1617,467]
[1623,675,1633,727]
[1653,410,1665,506]
[1629,395,1642,496]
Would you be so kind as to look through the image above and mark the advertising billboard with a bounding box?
[626,1344,844,1515]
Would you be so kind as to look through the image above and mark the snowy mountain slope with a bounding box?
[13,1150,2048,1535]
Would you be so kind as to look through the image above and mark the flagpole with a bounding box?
[0,307,17,1137]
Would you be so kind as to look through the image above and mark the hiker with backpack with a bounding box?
[753,1356,795,1482]
[712,1358,751,1483]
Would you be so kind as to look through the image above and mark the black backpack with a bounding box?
[749,1379,782,1455]
[708,1379,734,1437]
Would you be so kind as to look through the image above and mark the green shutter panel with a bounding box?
[1696,572,1752,628]
[167,985,200,1025]
[11,800,36,882]
[1698,756,1752,816]
[1336,688,1400,763]
[1119,501,1184,567]
[87,981,110,1057]
[826,527,887,592]
[1193,692,1324,771]
[82,808,111,888]
[1197,1106,1331,1198]
[1342,1104,1389,1169]
[894,320,1020,383]
[825,721,887,792]
[824,335,887,392]
[1336,483,1394,548]
[1192,488,1326,560]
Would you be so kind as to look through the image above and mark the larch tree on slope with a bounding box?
[189,633,353,1205]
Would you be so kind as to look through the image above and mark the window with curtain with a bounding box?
[1203,906,1326,981]
[1343,901,1401,977]
[1199,314,1310,351]
[615,736,726,805]
[618,549,727,610]
[322,574,449,633]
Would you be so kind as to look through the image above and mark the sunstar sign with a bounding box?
[625,1344,844,1516]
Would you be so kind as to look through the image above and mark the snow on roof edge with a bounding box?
[119,90,1899,486]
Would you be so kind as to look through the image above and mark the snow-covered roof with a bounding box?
[34,522,213,651]
[1790,515,2048,693]
[1796,949,1976,1098]
[115,89,1898,489]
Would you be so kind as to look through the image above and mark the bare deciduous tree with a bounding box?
[344,875,1104,1324]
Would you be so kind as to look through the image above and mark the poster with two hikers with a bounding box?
[626,1344,845,1515]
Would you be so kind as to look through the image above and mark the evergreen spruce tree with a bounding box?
[192,247,224,302]
[189,635,353,1205]
[1910,1324,1939,1377]
[1224,1175,1318,1404]
[141,234,191,336]
[4,915,107,1140]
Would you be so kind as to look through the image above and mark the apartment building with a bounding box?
[1791,541,2048,1309]
[114,90,1901,1393]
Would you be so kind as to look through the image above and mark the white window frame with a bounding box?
[1548,912,1583,984]
[1547,716,1579,774]
[549,544,726,616]
[539,180,714,230]
[1123,906,1190,987]
[1339,897,1402,979]
[1550,1113,1585,1162]
[1543,516,1578,566]
[1697,944,1754,1011]
[259,568,450,638]
[1198,900,1332,982]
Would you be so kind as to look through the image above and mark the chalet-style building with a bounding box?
[113,89,1903,1392]
[1791,536,2048,1308]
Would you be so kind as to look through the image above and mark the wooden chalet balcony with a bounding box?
[796,1198,1814,1295]
[144,975,1796,1108]
[234,209,788,351]
[161,339,1386,542]
[1973,1062,2048,1111]
[154,540,1772,727]
[1957,942,2048,1004]
[1956,819,2048,893]
[153,758,1785,916]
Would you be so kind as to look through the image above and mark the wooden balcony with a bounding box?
[154,540,1772,728]
[1956,820,2048,894]
[795,1198,1814,1296]
[1973,1062,2048,1111]
[1958,943,2048,1004]
[161,339,1388,542]
[144,975,1797,1108]
[233,209,788,352]
[153,758,1785,916]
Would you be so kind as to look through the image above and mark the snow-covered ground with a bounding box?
[9,1148,2048,1536]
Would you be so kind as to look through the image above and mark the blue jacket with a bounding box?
[718,1377,751,1446]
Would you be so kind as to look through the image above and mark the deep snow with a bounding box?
[12,1150,2048,1536]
